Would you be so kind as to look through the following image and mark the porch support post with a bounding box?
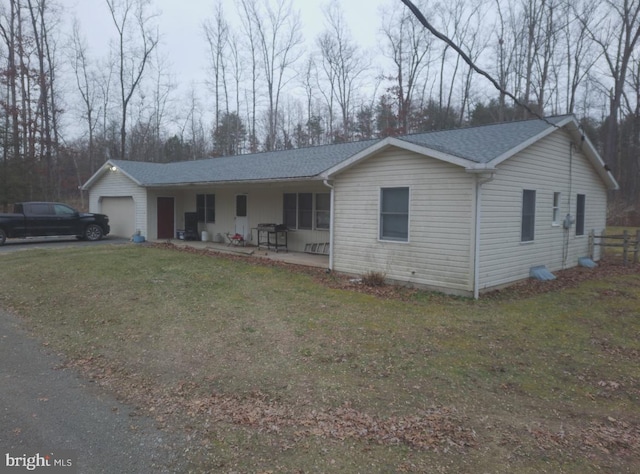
[323,179,335,270]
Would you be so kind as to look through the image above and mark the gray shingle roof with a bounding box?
[110,116,571,186]
[111,139,378,186]
[396,115,570,163]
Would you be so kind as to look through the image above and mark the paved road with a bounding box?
[0,309,185,473]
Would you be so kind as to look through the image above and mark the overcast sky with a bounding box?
[64,0,391,96]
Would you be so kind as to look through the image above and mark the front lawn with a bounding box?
[1,244,639,473]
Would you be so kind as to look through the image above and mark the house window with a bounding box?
[283,193,328,230]
[236,194,247,217]
[380,187,409,242]
[298,193,313,230]
[283,193,297,228]
[316,193,330,230]
[576,194,585,236]
[552,192,561,225]
[196,194,215,223]
[521,189,536,242]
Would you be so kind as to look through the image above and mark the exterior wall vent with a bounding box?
[578,257,597,268]
[529,265,556,281]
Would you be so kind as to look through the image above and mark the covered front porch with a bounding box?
[160,238,330,269]
[148,181,332,254]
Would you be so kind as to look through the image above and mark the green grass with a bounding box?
[1,244,639,473]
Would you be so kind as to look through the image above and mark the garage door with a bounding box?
[101,197,135,238]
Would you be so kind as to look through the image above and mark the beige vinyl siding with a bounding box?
[332,148,475,294]
[478,129,608,291]
[88,170,148,238]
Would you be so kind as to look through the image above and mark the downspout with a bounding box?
[562,142,574,268]
[323,179,334,270]
[472,171,495,299]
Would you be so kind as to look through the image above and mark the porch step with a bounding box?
[304,242,330,255]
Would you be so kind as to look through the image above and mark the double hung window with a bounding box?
[283,193,330,230]
[521,190,536,242]
[196,194,215,223]
[576,194,585,236]
[380,187,409,242]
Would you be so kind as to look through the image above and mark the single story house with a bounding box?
[82,115,618,298]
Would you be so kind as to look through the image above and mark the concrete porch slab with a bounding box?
[157,239,330,269]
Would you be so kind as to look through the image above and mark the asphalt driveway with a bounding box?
[0,236,130,254]
[0,309,184,473]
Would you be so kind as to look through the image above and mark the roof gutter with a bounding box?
[141,175,324,188]
[323,179,335,271]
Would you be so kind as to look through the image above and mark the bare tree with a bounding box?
[0,0,62,200]
[228,29,243,124]
[105,0,158,159]
[148,50,175,161]
[399,0,552,124]
[491,0,517,120]
[579,0,640,176]
[316,35,336,138]
[563,0,600,114]
[317,0,368,140]
[241,0,303,151]
[0,0,20,207]
[70,20,100,173]
[438,0,488,126]
[203,0,230,130]
[381,0,433,134]
[179,85,209,160]
[619,53,640,205]
[27,0,54,196]
[238,0,260,152]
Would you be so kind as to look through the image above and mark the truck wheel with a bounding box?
[84,224,104,241]
[0,228,6,245]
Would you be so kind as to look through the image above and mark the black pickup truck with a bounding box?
[0,202,110,245]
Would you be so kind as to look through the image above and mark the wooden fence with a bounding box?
[589,229,640,266]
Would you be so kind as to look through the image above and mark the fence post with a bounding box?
[623,229,629,266]
[589,230,594,259]
[635,230,640,264]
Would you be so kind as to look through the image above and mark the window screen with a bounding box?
[315,193,330,229]
[576,194,585,236]
[298,193,313,230]
[283,193,297,228]
[380,187,409,241]
[521,190,536,242]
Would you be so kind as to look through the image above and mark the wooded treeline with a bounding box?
[1,0,639,222]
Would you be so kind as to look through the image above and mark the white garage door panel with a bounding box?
[101,197,135,238]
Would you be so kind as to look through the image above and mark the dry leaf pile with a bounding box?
[528,418,640,458]
[63,358,475,452]
[182,390,476,451]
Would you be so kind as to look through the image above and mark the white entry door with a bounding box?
[235,194,248,239]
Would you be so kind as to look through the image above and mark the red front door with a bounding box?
[157,197,175,239]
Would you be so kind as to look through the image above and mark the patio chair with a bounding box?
[225,232,245,247]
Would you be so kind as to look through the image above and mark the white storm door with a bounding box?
[235,194,248,238]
